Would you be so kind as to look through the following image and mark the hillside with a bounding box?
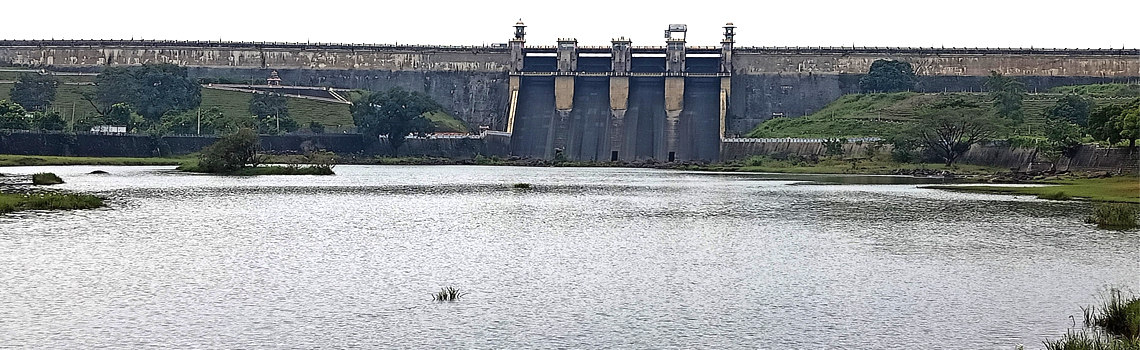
[0,71,470,133]
[746,89,1139,139]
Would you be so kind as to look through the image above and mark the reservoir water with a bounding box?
[0,165,1136,349]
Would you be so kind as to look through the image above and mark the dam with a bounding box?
[1,23,1138,161]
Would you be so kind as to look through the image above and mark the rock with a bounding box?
[89,170,109,174]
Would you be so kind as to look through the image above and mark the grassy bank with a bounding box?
[0,192,105,214]
[925,176,1140,203]
[0,155,189,167]
[176,163,335,176]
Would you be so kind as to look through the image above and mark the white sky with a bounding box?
[3,0,1137,49]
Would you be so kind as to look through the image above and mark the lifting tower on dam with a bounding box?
[506,22,736,162]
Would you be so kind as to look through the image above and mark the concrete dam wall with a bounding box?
[1,24,1137,161]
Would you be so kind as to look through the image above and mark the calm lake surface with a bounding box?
[0,165,1136,349]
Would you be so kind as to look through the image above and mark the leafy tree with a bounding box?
[309,121,325,134]
[9,73,59,112]
[859,60,917,93]
[0,100,31,130]
[197,128,260,173]
[90,66,136,114]
[1113,104,1139,147]
[249,92,297,134]
[105,103,134,126]
[1044,94,1094,126]
[983,71,1026,122]
[32,111,67,131]
[132,64,201,122]
[1039,118,1083,171]
[1088,103,1128,145]
[92,63,201,123]
[907,97,1007,166]
[350,87,440,155]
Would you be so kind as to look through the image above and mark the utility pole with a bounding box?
[196,108,201,135]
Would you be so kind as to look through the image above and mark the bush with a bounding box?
[1039,191,1073,201]
[31,173,64,185]
[197,128,259,173]
[1086,203,1139,230]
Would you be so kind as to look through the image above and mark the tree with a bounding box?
[1044,94,1094,126]
[132,63,201,122]
[308,121,325,134]
[859,60,917,93]
[105,103,134,126]
[33,111,67,131]
[908,97,1007,166]
[350,87,440,155]
[197,128,260,173]
[983,71,1026,122]
[1039,118,1083,171]
[1088,103,1128,145]
[9,73,59,112]
[249,92,297,134]
[92,63,201,124]
[1113,104,1139,147]
[0,100,30,130]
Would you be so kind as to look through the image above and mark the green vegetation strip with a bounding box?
[924,176,1140,203]
[177,163,334,176]
[0,155,188,167]
[0,192,104,213]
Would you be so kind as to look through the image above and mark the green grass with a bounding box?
[31,172,63,185]
[0,155,188,167]
[926,176,1140,203]
[425,110,470,133]
[177,163,335,176]
[1048,83,1140,98]
[1086,203,1139,230]
[0,192,105,213]
[724,156,1002,175]
[431,287,465,302]
[1043,288,1140,350]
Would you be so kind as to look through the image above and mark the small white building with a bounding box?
[90,125,127,133]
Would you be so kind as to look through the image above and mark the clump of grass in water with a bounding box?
[31,173,64,185]
[1084,288,1140,341]
[432,287,465,302]
[1039,191,1073,201]
[1086,203,1139,230]
[1043,288,1140,350]
[513,183,531,189]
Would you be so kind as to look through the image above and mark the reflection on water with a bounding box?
[0,165,1135,349]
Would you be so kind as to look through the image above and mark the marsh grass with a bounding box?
[1084,288,1140,341]
[31,173,64,185]
[1043,288,1140,350]
[1086,204,1139,230]
[513,183,532,189]
[178,164,335,176]
[1039,191,1073,201]
[432,287,465,302]
[0,192,104,213]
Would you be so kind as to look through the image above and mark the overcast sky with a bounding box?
[4,0,1137,49]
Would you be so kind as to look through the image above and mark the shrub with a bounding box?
[432,287,465,301]
[31,173,63,185]
[197,128,259,173]
[1086,203,1139,230]
[1039,191,1073,201]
